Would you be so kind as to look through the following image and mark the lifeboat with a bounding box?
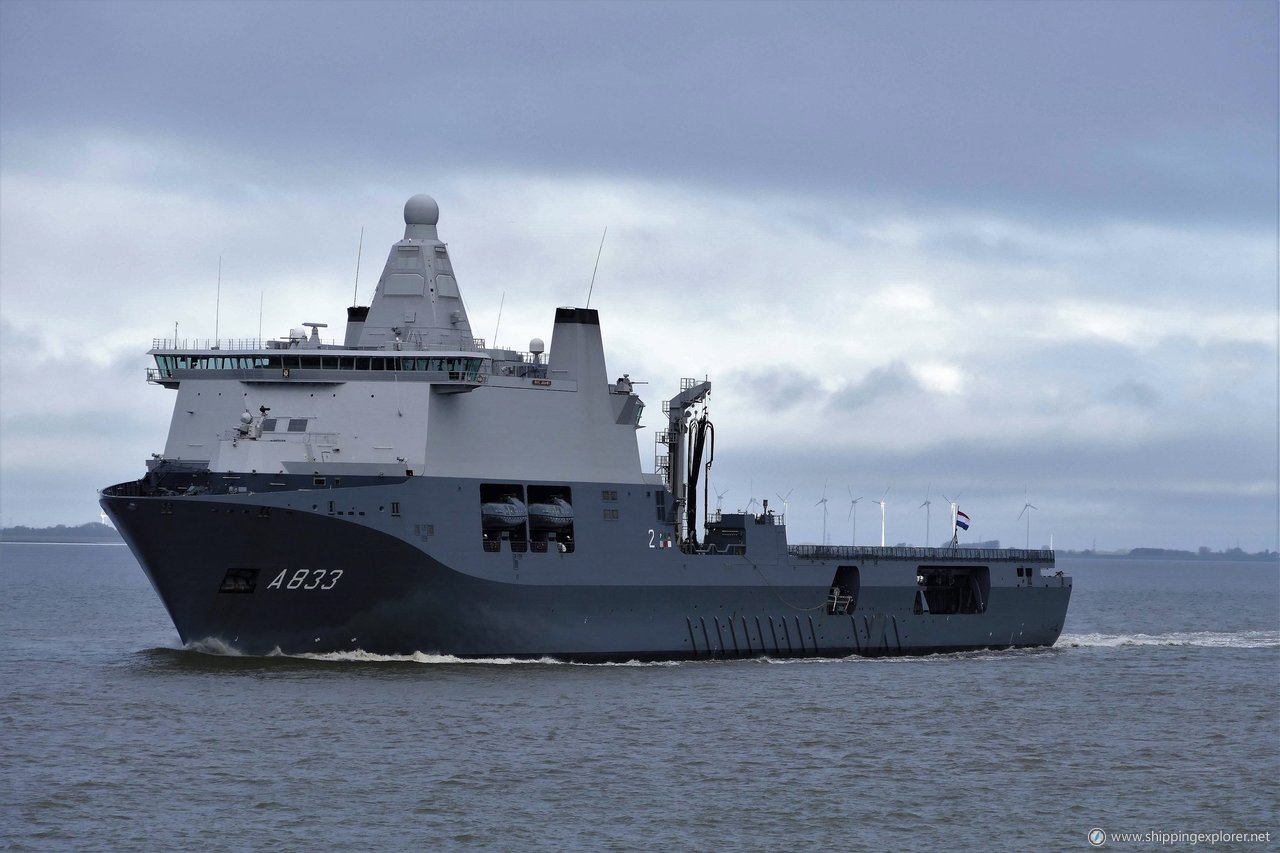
[527,497,573,529]
[480,497,527,528]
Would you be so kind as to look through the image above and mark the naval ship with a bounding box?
[101,194,1072,660]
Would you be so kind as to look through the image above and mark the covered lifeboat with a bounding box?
[527,497,573,529]
[480,496,527,528]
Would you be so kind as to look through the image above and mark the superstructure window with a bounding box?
[288,419,308,432]
[396,245,420,269]
[261,418,277,432]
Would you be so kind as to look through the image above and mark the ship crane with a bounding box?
[664,378,712,548]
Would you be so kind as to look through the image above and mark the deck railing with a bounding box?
[151,336,487,353]
[789,544,1055,562]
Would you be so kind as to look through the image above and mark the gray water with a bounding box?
[1,544,1276,851]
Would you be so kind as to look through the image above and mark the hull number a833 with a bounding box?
[266,568,343,591]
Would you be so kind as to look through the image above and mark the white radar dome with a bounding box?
[404,194,440,226]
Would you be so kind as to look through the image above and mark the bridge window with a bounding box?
[153,351,484,378]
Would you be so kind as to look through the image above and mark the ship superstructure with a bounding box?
[102,195,1071,660]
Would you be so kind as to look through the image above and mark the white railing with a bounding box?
[789,544,1055,562]
[151,335,487,353]
[152,337,340,351]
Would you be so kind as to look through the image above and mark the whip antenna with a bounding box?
[352,226,364,304]
[492,290,506,348]
[585,226,607,308]
[214,256,222,345]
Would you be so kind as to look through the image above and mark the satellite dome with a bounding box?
[404,194,440,226]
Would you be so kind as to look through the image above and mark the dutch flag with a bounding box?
[955,509,970,531]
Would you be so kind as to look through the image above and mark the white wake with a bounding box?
[1060,630,1279,649]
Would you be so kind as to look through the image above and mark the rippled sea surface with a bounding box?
[2,545,1277,851]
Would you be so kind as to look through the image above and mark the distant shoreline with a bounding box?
[1059,549,1279,562]
[1,540,127,545]
[0,523,122,544]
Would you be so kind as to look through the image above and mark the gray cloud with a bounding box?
[724,368,814,414]
[0,1,1274,551]
[1101,381,1161,409]
[1,2,1274,224]
[827,362,922,411]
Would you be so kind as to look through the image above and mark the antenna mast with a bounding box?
[352,226,364,305]
[492,291,506,348]
[214,256,222,344]
[585,226,607,308]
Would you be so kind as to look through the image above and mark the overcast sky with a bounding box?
[1,0,1276,552]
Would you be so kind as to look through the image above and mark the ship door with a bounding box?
[913,566,990,614]
[827,566,860,615]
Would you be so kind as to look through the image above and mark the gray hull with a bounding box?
[101,477,1072,661]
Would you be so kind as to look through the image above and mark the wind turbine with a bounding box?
[815,480,830,545]
[1018,487,1038,549]
[847,487,862,546]
[775,489,793,525]
[919,484,932,547]
[873,487,889,547]
[714,486,729,514]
